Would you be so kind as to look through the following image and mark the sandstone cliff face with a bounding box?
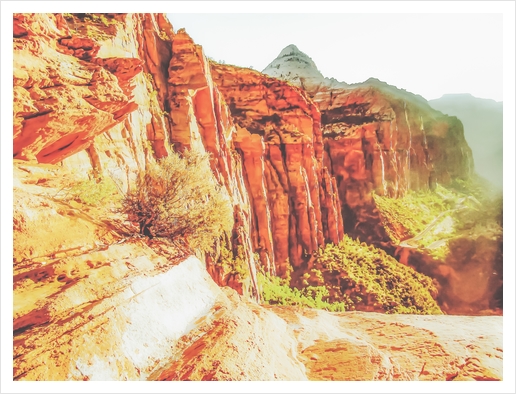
[210,64,344,275]
[165,30,259,295]
[263,48,474,248]
[317,83,473,245]
[13,13,174,188]
[12,13,258,295]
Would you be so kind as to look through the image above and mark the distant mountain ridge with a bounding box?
[263,45,429,106]
[429,94,503,191]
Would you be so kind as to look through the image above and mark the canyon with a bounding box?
[11,13,503,382]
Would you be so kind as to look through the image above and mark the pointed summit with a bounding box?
[262,44,346,95]
[277,44,301,57]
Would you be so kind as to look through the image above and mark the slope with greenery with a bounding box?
[258,236,441,315]
[373,176,502,261]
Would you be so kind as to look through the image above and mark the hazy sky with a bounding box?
[167,12,503,102]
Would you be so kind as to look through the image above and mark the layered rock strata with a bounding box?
[316,83,473,245]
[11,13,503,382]
[12,13,258,295]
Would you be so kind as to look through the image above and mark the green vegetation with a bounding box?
[373,185,455,243]
[76,13,116,27]
[258,270,348,312]
[62,13,115,41]
[373,177,502,261]
[68,176,120,206]
[218,244,249,280]
[121,149,234,252]
[313,236,442,314]
[158,29,170,41]
[257,236,440,314]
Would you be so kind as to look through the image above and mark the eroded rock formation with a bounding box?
[12,13,258,296]
[210,63,343,275]
[263,46,474,247]
[11,13,502,382]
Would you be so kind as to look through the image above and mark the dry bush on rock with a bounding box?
[122,150,233,252]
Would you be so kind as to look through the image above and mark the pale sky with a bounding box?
[167,12,503,102]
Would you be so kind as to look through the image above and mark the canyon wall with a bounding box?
[210,64,343,275]
[12,13,259,294]
[12,13,346,283]
[13,13,474,289]
[11,13,503,382]
[264,47,474,248]
[316,82,473,245]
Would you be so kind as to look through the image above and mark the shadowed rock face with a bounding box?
[316,86,474,246]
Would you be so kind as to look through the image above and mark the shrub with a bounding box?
[122,150,233,252]
[219,244,249,279]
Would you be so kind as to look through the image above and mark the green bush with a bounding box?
[122,150,233,252]
[219,244,249,279]
[257,236,440,314]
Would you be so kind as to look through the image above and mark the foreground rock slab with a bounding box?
[270,307,502,381]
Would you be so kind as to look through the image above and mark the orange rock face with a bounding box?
[12,13,145,165]
[211,64,344,274]
[11,13,503,383]
[314,83,474,245]
[166,30,259,295]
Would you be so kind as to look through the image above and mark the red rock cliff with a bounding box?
[11,13,503,383]
[166,30,259,294]
[263,46,474,248]
[12,13,474,291]
[210,64,344,275]
[315,81,474,245]
[12,14,260,296]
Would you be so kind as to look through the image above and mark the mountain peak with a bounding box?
[279,44,301,56]
[262,44,346,94]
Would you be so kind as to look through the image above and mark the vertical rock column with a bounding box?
[167,30,258,296]
[211,65,344,276]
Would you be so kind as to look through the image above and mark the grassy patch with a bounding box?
[373,178,502,261]
[258,236,441,315]
[373,185,455,243]
[258,270,349,312]
[67,176,120,206]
